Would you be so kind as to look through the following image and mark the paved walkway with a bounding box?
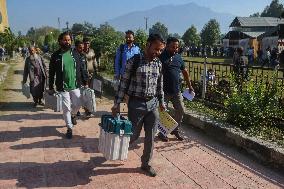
[0,59,283,189]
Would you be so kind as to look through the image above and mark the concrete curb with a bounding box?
[99,75,284,169]
[183,111,284,169]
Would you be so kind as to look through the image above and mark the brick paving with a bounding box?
[0,60,283,189]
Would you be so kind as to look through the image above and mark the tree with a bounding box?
[200,19,221,46]
[169,33,181,39]
[182,25,200,46]
[135,29,147,49]
[71,22,96,35]
[26,26,60,49]
[261,0,284,17]
[92,22,124,57]
[149,22,168,41]
[250,12,260,17]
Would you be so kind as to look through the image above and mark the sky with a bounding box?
[6,0,284,34]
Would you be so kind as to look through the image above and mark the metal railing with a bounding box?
[185,60,284,101]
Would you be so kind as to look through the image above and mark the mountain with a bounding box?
[107,2,235,35]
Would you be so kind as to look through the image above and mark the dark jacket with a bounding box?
[23,55,48,86]
[49,48,88,91]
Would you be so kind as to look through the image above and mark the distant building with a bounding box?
[258,24,284,53]
[223,17,284,56]
[0,0,9,32]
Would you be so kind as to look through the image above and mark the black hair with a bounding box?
[125,30,134,36]
[166,37,179,45]
[75,40,83,47]
[58,31,72,42]
[147,33,164,44]
[83,37,91,43]
[236,47,244,55]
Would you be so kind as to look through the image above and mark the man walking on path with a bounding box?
[158,37,194,142]
[114,30,140,80]
[23,46,48,107]
[83,37,97,77]
[112,34,165,177]
[48,32,88,139]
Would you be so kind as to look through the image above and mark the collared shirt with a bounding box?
[115,53,164,105]
[114,43,140,77]
[160,50,185,95]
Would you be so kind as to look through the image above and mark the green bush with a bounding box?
[225,70,284,131]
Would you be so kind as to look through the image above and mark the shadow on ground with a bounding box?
[0,112,62,122]
[0,156,141,188]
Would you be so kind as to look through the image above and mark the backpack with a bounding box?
[114,44,125,73]
[114,43,140,74]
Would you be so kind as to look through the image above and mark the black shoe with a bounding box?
[38,100,44,106]
[71,115,77,125]
[66,128,72,139]
[141,165,157,177]
[158,132,169,142]
[33,102,38,107]
[76,111,81,117]
[173,132,184,141]
[85,110,92,118]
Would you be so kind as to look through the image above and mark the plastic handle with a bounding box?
[116,113,120,121]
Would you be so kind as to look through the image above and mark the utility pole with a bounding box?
[144,17,149,32]
[66,21,69,30]
[58,17,61,31]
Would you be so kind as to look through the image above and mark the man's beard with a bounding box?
[126,40,133,45]
[61,43,71,50]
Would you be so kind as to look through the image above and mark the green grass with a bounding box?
[0,64,4,73]
[183,56,232,64]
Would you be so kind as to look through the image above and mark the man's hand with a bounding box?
[114,75,120,81]
[159,103,166,112]
[111,104,120,117]
[47,89,55,95]
[188,85,194,93]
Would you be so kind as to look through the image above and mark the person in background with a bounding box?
[75,40,92,117]
[23,46,48,107]
[83,37,97,77]
[114,30,140,80]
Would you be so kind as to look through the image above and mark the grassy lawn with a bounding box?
[183,56,232,64]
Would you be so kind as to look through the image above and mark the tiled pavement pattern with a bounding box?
[0,60,283,189]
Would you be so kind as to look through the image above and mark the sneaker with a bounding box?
[141,165,157,177]
[66,128,72,139]
[158,132,169,142]
[71,115,77,125]
[172,132,184,141]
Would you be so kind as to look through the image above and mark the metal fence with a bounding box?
[186,60,284,101]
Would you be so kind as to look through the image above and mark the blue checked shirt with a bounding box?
[115,54,164,105]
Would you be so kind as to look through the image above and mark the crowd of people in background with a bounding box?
[183,44,284,68]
